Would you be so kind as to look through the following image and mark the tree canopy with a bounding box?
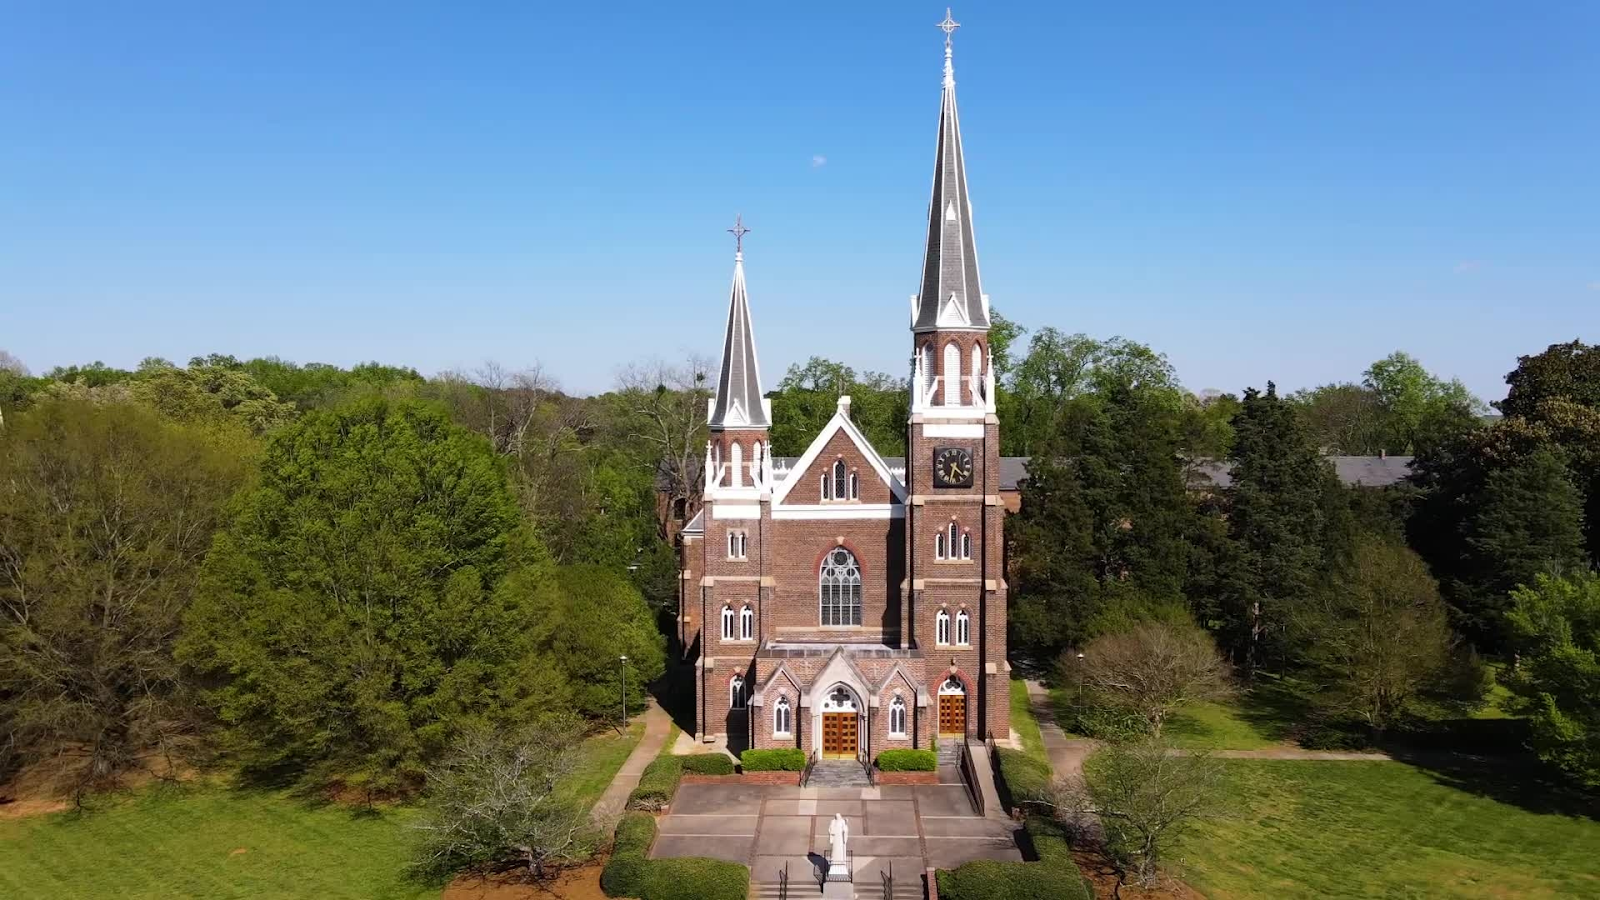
[179,398,557,791]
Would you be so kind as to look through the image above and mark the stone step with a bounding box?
[807,758,871,788]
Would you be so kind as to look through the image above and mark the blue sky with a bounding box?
[2,2,1595,401]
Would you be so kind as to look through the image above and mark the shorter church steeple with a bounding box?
[708,215,769,430]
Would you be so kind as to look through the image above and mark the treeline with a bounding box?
[1001,336,1600,789]
[0,352,697,798]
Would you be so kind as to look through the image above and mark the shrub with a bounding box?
[875,749,937,771]
[637,858,749,900]
[935,816,1091,900]
[679,753,736,775]
[602,812,748,900]
[626,753,736,809]
[995,748,1053,810]
[627,756,685,810]
[741,748,807,771]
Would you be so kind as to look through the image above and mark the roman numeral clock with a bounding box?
[932,446,974,488]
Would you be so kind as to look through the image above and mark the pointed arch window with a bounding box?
[820,473,830,501]
[832,460,848,502]
[972,343,984,401]
[849,472,860,500]
[948,521,960,556]
[935,531,947,560]
[889,695,908,737]
[740,605,753,641]
[730,675,746,710]
[960,531,972,560]
[730,442,743,487]
[921,343,936,398]
[753,441,764,485]
[774,696,792,736]
[819,548,862,626]
[943,342,962,406]
[936,608,950,646]
[720,605,735,640]
[956,609,971,646]
[727,530,747,560]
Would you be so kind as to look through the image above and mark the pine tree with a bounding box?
[1460,446,1588,647]
[1221,383,1352,674]
[1009,387,1196,660]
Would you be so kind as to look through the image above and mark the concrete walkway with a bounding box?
[590,698,672,827]
[1025,679,1097,781]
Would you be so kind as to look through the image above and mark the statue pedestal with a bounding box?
[825,858,851,882]
[822,879,853,899]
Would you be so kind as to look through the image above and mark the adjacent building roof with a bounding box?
[912,26,989,332]
[708,247,768,429]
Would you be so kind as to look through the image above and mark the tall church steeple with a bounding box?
[913,8,989,333]
[709,215,768,430]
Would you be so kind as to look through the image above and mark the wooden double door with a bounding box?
[821,712,858,759]
[939,693,966,736]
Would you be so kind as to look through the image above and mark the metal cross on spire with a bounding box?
[937,8,960,47]
[728,214,751,255]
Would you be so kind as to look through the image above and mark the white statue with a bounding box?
[827,813,850,863]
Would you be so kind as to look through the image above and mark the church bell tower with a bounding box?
[905,9,1008,741]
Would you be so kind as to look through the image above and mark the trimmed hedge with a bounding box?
[741,748,807,771]
[875,749,937,771]
[627,753,734,809]
[680,753,736,775]
[995,747,1053,810]
[603,813,749,900]
[935,816,1091,900]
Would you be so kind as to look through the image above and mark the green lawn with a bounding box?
[1010,677,1047,762]
[0,783,433,900]
[559,719,645,808]
[1164,700,1280,750]
[0,722,648,899]
[1176,759,1600,900]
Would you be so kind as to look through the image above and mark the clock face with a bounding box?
[932,447,974,488]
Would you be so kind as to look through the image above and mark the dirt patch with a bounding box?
[443,860,610,900]
[1073,848,1207,900]
[0,749,200,820]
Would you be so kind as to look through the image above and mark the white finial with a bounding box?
[937,9,959,84]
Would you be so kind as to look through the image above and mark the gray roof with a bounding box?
[708,254,768,429]
[674,455,1409,512]
[1186,455,1415,491]
[913,50,988,332]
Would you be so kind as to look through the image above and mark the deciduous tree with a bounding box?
[1061,619,1231,738]
[1294,538,1460,732]
[1503,572,1600,788]
[0,399,249,798]
[412,716,596,880]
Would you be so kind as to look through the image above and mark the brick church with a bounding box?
[677,22,1011,761]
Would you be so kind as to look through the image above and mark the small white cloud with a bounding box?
[1453,260,1484,273]
[811,155,827,168]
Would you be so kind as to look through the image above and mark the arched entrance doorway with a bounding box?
[818,685,860,759]
[938,676,967,737]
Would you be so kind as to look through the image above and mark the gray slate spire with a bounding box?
[914,13,989,333]
[709,224,768,429]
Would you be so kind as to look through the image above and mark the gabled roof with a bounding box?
[912,32,988,332]
[681,508,704,535]
[771,398,908,504]
[708,248,768,429]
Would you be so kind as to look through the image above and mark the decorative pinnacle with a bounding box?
[937,8,960,46]
[937,8,959,83]
[728,214,751,257]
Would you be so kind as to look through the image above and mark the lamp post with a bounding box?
[620,655,629,730]
[1076,652,1086,716]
